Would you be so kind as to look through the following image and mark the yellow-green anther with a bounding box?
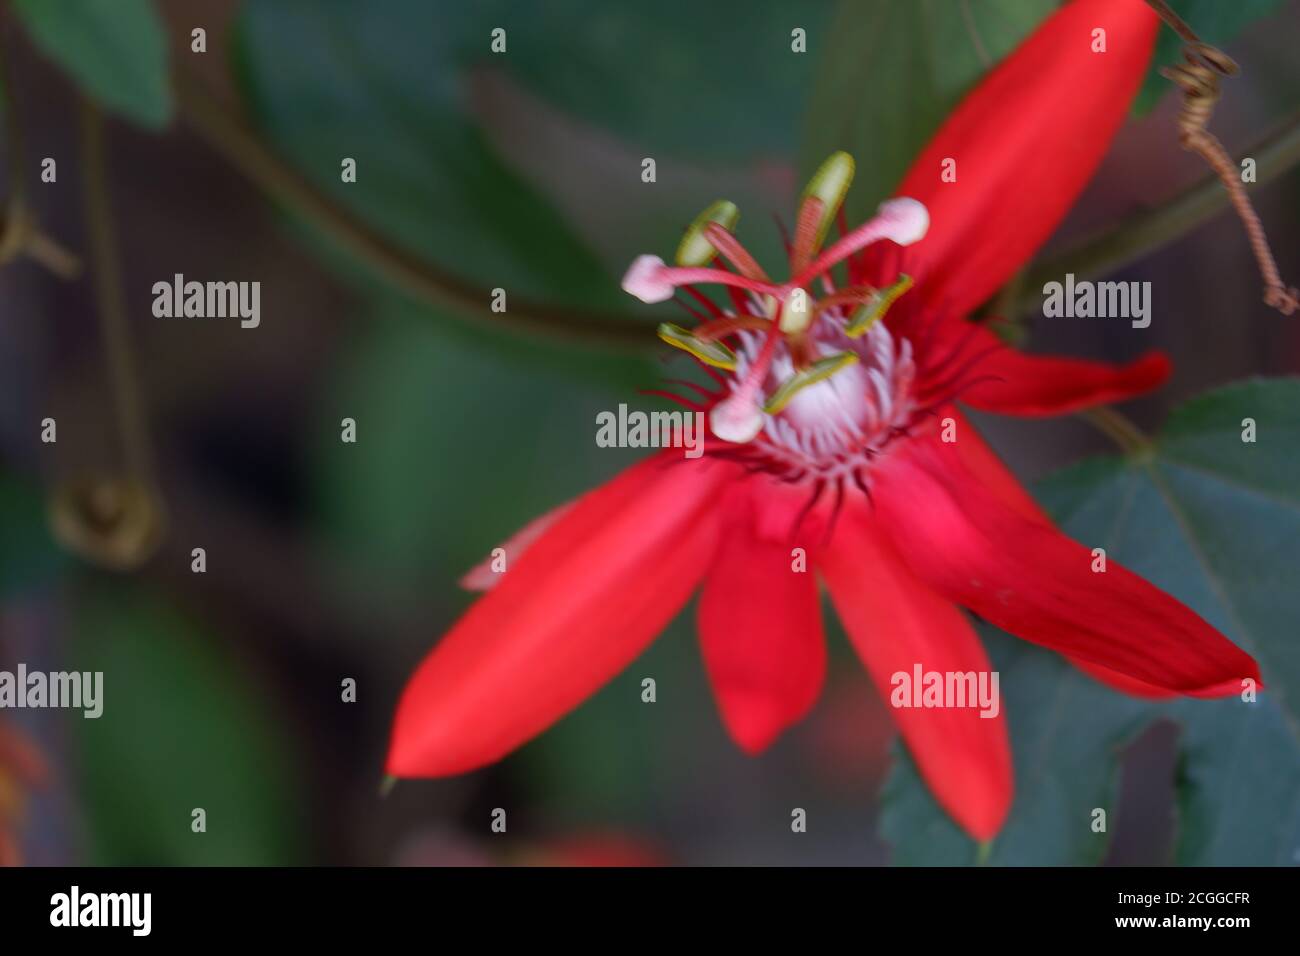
[801,151,856,250]
[846,274,913,338]
[675,200,741,267]
[657,322,738,370]
[762,351,859,414]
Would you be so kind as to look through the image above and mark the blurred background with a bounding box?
[0,0,1297,865]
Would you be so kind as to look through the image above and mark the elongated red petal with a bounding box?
[945,409,1049,524]
[893,0,1159,319]
[922,422,1245,701]
[697,491,826,754]
[949,325,1171,415]
[387,453,733,777]
[820,500,1012,841]
[460,501,575,591]
[871,441,1261,693]
[1067,656,1249,699]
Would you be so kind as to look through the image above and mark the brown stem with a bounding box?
[1145,0,1296,313]
[79,101,155,486]
[1020,112,1300,314]
[1077,405,1153,456]
[173,68,658,350]
[1144,0,1201,45]
[180,61,1300,347]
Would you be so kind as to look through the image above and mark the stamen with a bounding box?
[801,151,856,252]
[807,284,881,320]
[657,322,739,370]
[710,316,784,443]
[762,351,859,414]
[622,256,781,304]
[692,314,771,342]
[794,198,929,287]
[845,274,914,337]
[789,196,825,276]
[702,222,769,281]
[675,199,740,267]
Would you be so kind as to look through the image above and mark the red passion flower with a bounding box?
[388,0,1260,840]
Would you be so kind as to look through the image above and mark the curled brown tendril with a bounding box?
[49,476,165,572]
[1147,0,1298,315]
[50,102,167,571]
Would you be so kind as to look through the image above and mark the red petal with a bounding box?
[460,501,575,591]
[950,325,1171,415]
[945,409,1049,524]
[820,500,1012,841]
[1068,656,1249,699]
[387,453,734,777]
[893,0,1159,319]
[871,441,1262,693]
[697,488,826,754]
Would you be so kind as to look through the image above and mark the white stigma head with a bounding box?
[621,255,675,303]
[709,394,765,444]
[877,197,930,246]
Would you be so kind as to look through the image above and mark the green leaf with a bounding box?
[74,589,304,864]
[235,0,615,311]
[881,378,1300,865]
[235,0,832,335]
[474,0,830,164]
[12,0,172,128]
[1134,0,1288,114]
[802,0,1054,222]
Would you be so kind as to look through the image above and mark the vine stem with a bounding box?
[173,69,658,350]
[1019,112,1300,316]
[1077,405,1154,456]
[80,100,155,485]
[177,67,1300,349]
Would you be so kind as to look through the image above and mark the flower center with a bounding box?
[721,309,916,480]
[621,151,929,481]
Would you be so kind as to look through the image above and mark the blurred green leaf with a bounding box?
[74,589,303,864]
[882,378,1300,865]
[802,0,1053,222]
[12,0,171,128]
[313,302,650,605]
[1134,0,1288,114]
[235,0,834,335]
[0,473,63,598]
[478,0,831,163]
[236,0,620,310]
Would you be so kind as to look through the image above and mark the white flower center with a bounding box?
[723,319,916,478]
